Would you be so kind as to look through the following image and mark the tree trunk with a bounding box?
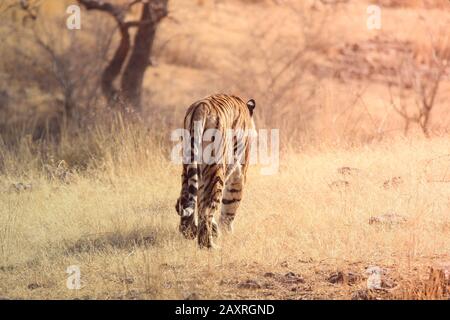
[121,3,156,111]
[78,0,168,112]
[120,1,168,111]
[101,25,131,106]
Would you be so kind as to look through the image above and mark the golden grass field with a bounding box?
[1,0,450,299]
[1,120,450,299]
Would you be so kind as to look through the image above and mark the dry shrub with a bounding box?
[389,31,450,137]
[0,7,114,125]
[396,267,450,299]
[219,2,333,148]
[0,111,166,178]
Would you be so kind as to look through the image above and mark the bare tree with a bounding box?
[1,4,116,139]
[0,0,40,22]
[29,21,115,119]
[222,2,331,145]
[389,44,448,137]
[78,0,169,112]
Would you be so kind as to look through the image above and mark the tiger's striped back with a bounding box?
[176,94,256,248]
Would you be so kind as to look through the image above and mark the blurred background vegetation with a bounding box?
[0,0,449,172]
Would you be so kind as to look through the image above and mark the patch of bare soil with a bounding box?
[315,36,450,85]
[182,256,450,300]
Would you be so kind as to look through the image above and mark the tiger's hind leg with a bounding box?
[220,166,244,234]
[179,214,197,240]
[212,217,219,239]
[177,163,198,240]
[198,164,224,249]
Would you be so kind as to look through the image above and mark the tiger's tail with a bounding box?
[180,104,206,218]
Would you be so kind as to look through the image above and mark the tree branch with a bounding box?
[77,0,126,25]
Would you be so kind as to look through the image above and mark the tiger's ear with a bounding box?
[247,99,256,116]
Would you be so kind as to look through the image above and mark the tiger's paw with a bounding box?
[179,220,198,240]
[198,225,219,249]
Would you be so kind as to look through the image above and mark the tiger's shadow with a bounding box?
[64,228,158,255]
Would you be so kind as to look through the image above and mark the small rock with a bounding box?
[238,279,261,290]
[337,167,360,176]
[329,180,350,189]
[383,176,403,189]
[0,265,14,272]
[264,272,275,278]
[351,289,372,300]
[369,213,407,225]
[263,282,275,289]
[10,182,32,193]
[27,283,42,290]
[381,278,397,289]
[366,266,396,290]
[328,272,343,284]
[327,271,360,285]
[283,272,305,284]
[185,292,200,300]
[284,271,296,277]
[121,277,134,284]
[366,265,384,275]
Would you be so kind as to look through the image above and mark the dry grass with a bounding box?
[1,119,450,299]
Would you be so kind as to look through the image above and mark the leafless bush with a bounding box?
[395,267,450,300]
[0,10,115,139]
[221,2,332,146]
[389,35,449,137]
[0,0,40,21]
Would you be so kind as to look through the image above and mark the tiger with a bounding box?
[175,94,256,248]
